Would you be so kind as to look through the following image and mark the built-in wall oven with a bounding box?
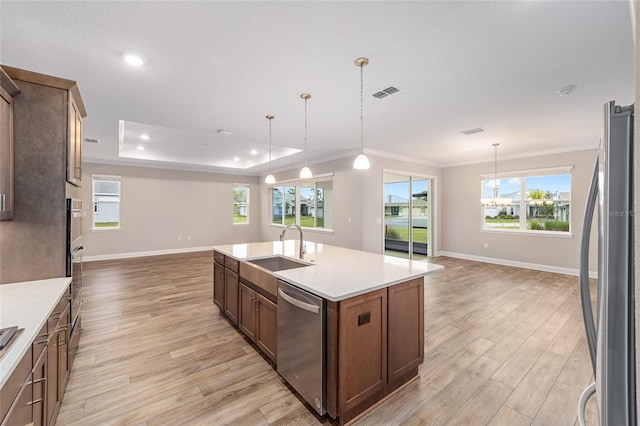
[66,198,84,332]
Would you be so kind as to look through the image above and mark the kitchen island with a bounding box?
[212,241,443,424]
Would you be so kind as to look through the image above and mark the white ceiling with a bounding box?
[0,1,635,175]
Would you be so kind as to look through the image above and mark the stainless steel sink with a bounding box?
[248,256,309,272]
[240,256,311,296]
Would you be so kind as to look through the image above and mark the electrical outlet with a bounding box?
[484,242,488,248]
[178,236,182,241]
[348,217,352,224]
[376,218,381,225]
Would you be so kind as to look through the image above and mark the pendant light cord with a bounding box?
[269,117,272,171]
[360,62,364,154]
[304,96,308,166]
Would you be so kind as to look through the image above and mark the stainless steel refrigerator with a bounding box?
[579,100,635,425]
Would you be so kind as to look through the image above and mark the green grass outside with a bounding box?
[95,222,119,228]
[385,227,428,243]
[272,215,324,228]
[233,214,247,223]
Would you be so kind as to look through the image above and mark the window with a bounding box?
[481,168,571,234]
[233,186,250,225]
[92,175,121,230]
[271,178,333,230]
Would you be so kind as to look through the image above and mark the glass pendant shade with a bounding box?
[480,143,512,206]
[299,93,312,179]
[353,153,370,170]
[264,174,276,184]
[353,57,371,170]
[299,166,312,179]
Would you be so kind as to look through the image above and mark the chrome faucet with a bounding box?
[280,224,305,259]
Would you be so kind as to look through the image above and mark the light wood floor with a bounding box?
[56,252,596,425]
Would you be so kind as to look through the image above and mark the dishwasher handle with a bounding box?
[278,288,320,314]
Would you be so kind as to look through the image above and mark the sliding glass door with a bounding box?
[383,173,432,260]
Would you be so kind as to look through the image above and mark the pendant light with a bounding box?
[480,143,512,206]
[299,93,312,179]
[353,57,371,170]
[264,115,276,184]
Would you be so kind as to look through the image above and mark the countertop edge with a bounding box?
[0,277,72,388]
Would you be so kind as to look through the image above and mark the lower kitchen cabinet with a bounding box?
[387,278,424,384]
[1,283,76,426]
[213,261,225,310]
[326,279,424,424]
[224,269,239,325]
[238,282,277,362]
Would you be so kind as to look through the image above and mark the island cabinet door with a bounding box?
[255,293,277,363]
[224,269,239,325]
[336,288,387,417]
[213,262,225,310]
[238,283,257,340]
[387,278,424,385]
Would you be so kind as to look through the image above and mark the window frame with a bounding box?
[232,185,250,226]
[91,174,121,231]
[269,174,334,232]
[480,166,573,236]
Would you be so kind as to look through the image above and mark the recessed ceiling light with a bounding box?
[557,84,576,96]
[140,134,150,140]
[123,54,144,67]
[217,130,232,136]
[461,127,485,135]
[136,145,145,151]
[251,149,258,155]
[233,156,240,162]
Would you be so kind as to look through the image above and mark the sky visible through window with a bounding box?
[485,174,570,197]
[385,180,427,199]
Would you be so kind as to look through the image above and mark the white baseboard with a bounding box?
[83,246,214,262]
[436,251,598,279]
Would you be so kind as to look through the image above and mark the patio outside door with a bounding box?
[383,173,432,260]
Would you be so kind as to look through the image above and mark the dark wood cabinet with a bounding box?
[0,68,19,221]
[336,289,387,415]
[1,284,73,426]
[388,278,424,384]
[213,261,225,310]
[238,283,257,340]
[326,278,424,424]
[224,269,239,325]
[255,292,277,362]
[0,65,87,284]
[66,91,83,187]
[238,282,277,363]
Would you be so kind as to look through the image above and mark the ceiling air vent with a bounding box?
[373,86,400,99]
[84,138,100,144]
[460,127,485,135]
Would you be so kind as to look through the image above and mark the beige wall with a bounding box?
[258,154,442,254]
[441,149,599,274]
[81,163,260,259]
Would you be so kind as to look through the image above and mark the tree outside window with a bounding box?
[233,186,249,224]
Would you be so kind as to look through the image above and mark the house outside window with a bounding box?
[233,186,250,225]
[271,178,333,230]
[92,174,121,230]
[481,167,571,234]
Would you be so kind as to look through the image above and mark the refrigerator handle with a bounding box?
[579,156,598,374]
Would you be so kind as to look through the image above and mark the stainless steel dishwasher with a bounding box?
[277,279,325,415]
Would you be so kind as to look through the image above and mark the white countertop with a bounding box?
[213,241,444,301]
[0,277,71,387]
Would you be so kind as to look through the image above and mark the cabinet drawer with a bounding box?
[32,323,48,364]
[0,344,31,422]
[214,251,225,265]
[225,256,239,273]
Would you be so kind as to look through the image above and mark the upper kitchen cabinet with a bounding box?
[0,65,87,284]
[0,65,86,188]
[0,68,20,221]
